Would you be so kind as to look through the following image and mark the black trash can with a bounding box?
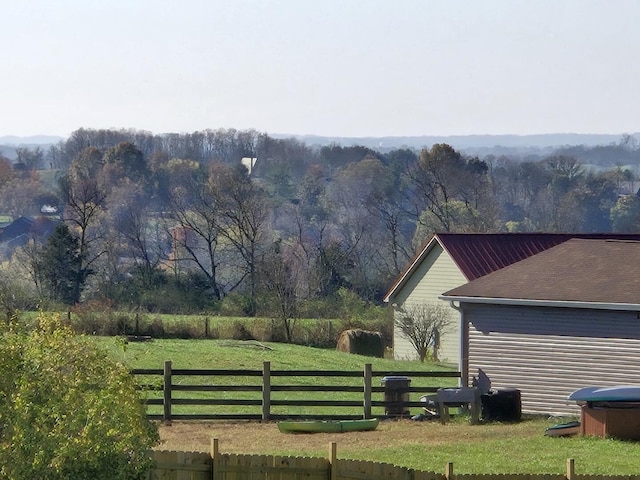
[381,376,411,417]
[481,388,521,421]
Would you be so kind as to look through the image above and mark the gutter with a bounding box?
[439,295,640,312]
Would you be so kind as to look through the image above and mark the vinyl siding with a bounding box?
[465,303,640,415]
[393,244,467,364]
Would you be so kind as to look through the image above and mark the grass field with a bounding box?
[99,336,427,371]
[100,336,456,418]
[96,337,640,474]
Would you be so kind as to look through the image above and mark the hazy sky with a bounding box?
[2,0,639,138]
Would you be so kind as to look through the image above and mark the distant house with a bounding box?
[0,217,34,243]
[0,216,57,253]
[441,238,640,415]
[40,204,59,215]
[384,233,640,366]
[241,157,258,175]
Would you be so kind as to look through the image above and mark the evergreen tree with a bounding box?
[37,224,88,305]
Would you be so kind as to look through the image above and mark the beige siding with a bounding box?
[393,244,467,364]
[466,304,640,415]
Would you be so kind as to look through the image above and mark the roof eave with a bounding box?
[383,234,441,303]
[439,295,640,312]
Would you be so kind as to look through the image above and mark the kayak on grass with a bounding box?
[544,421,580,437]
[277,418,379,434]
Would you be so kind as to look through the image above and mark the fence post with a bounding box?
[566,458,575,480]
[163,360,172,425]
[262,361,271,420]
[363,363,372,419]
[211,438,219,480]
[329,442,337,480]
[445,462,454,480]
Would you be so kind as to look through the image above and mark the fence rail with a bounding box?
[148,441,616,480]
[132,361,460,422]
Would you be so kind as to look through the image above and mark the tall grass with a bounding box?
[63,308,390,348]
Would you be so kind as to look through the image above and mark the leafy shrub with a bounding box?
[219,292,255,316]
[298,297,340,319]
[230,320,255,340]
[263,319,289,343]
[95,268,218,314]
[299,319,336,348]
[160,318,203,339]
[69,303,131,336]
[0,312,159,480]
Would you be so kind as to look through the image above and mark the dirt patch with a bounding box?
[155,418,543,456]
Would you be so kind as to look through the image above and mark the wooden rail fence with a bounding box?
[148,441,615,480]
[132,361,461,422]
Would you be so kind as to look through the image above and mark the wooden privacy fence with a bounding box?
[132,361,460,422]
[148,442,613,480]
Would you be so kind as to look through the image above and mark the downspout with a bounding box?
[449,300,468,388]
[390,303,399,360]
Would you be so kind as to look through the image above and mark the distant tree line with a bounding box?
[0,127,639,318]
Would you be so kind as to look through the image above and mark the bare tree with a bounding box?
[168,178,223,300]
[0,174,48,217]
[15,147,44,170]
[58,171,109,301]
[209,163,269,315]
[258,240,302,342]
[108,183,163,280]
[395,303,452,362]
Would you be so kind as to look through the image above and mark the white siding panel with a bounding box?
[393,244,466,364]
[466,304,640,415]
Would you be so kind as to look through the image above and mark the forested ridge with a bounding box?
[1,127,639,318]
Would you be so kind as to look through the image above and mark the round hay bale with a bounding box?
[336,328,385,358]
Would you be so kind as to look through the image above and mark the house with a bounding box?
[0,216,35,243]
[0,216,57,254]
[441,238,640,415]
[241,157,258,175]
[384,233,640,365]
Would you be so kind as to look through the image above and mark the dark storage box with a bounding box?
[481,388,521,421]
[381,376,411,417]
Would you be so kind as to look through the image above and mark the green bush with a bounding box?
[219,292,255,316]
[95,268,219,314]
[298,319,336,348]
[0,312,159,480]
[61,291,392,347]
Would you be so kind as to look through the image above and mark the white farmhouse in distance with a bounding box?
[241,157,258,174]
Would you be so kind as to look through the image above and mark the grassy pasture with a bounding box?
[100,337,455,418]
[101,337,404,370]
[95,337,640,474]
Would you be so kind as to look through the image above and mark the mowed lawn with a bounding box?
[96,337,640,475]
